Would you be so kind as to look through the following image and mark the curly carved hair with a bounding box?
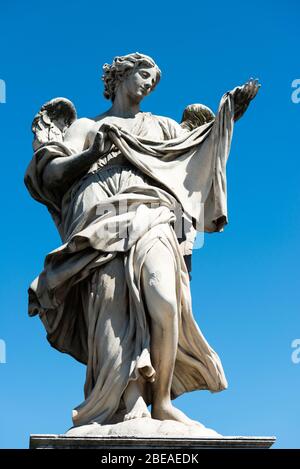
[102,52,161,101]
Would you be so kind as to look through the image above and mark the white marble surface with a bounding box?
[65,417,220,438]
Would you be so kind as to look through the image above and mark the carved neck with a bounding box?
[108,91,141,118]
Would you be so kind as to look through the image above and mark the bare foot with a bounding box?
[124,395,151,421]
[152,401,201,427]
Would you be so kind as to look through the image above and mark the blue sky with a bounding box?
[0,0,299,449]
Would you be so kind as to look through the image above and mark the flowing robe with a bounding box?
[25,91,234,427]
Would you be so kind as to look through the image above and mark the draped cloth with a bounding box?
[24,91,235,427]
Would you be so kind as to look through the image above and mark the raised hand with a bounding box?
[233,78,261,121]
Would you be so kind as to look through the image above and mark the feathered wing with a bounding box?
[32,97,77,150]
[180,103,215,131]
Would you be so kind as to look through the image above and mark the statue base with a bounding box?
[29,435,275,449]
[29,418,275,449]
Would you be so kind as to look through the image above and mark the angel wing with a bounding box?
[32,97,77,150]
[180,103,215,131]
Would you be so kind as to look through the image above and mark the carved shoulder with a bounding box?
[154,115,187,139]
[63,117,95,153]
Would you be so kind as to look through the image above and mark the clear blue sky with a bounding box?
[0,0,299,449]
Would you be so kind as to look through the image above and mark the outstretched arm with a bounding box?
[232,78,260,121]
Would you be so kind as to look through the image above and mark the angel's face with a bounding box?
[120,66,158,103]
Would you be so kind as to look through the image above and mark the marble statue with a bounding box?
[25,53,259,432]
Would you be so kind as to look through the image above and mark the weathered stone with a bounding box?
[25,52,261,432]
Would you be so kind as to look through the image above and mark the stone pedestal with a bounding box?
[30,419,275,449]
[30,434,275,449]
[30,418,275,451]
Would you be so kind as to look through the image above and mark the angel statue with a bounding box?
[25,52,259,432]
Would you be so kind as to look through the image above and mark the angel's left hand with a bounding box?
[237,78,260,102]
[233,78,261,121]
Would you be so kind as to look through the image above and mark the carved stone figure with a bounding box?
[25,53,259,430]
